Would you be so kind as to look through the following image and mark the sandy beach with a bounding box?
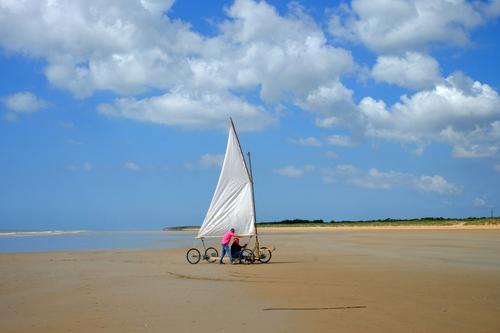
[1,228,500,333]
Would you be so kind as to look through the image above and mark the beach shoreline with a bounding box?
[2,228,500,332]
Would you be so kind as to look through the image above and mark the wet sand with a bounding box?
[1,229,500,332]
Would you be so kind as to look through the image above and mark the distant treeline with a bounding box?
[259,219,327,225]
[258,216,498,225]
[162,226,199,231]
[164,216,499,231]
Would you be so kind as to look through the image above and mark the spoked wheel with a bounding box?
[240,249,255,264]
[186,248,201,264]
[204,247,219,262]
[257,247,272,263]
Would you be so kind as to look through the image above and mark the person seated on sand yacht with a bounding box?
[230,238,246,263]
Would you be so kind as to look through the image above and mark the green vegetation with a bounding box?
[162,226,200,231]
[258,217,500,227]
[165,217,500,231]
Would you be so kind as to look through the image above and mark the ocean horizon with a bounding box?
[0,229,197,253]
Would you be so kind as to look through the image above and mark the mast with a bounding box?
[247,151,259,250]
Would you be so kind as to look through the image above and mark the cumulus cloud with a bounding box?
[477,0,500,18]
[219,0,356,102]
[2,92,48,121]
[0,0,186,97]
[371,52,442,90]
[0,0,356,130]
[322,164,462,194]
[198,154,224,169]
[473,197,488,208]
[325,134,356,147]
[289,137,322,147]
[295,80,358,128]
[288,134,355,148]
[125,162,141,172]
[414,175,463,195]
[2,92,48,112]
[98,88,275,131]
[274,164,314,178]
[328,0,485,53]
[326,0,500,159]
[185,153,224,170]
[82,162,94,172]
[1,0,497,159]
[359,72,500,157]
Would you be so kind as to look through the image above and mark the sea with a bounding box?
[0,230,197,253]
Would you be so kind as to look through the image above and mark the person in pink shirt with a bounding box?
[219,228,236,264]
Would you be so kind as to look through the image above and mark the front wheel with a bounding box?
[240,249,254,264]
[257,247,272,263]
[186,248,201,264]
[204,247,219,262]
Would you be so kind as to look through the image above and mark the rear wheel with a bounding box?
[186,248,201,264]
[240,249,254,264]
[204,247,219,262]
[257,247,272,263]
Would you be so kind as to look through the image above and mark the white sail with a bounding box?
[197,120,256,238]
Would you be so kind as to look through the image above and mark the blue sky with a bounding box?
[1,0,499,230]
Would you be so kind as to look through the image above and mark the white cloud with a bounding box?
[199,154,224,169]
[325,134,355,147]
[328,0,485,53]
[185,154,224,170]
[371,52,442,90]
[2,92,48,112]
[477,0,500,18]
[219,0,356,102]
[414,175,463,195]
[0,0,185,97]
[495,164,500,172]
[473,197,487,208]
[360,73,500,157]
[440,123,500,158]
[314,117,340,128]
[140,0,175,14]
[98,88,275,131]
[274,164,314,178]
[1,0,497,158]
[125,162,141,172]
[83,162,94,172]
[289,137,322,147]
[322,164,462,195]
[0,0,356,130]
[295,80,358,128]
[2,92,48,121]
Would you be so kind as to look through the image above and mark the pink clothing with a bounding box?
[221,230,235,245]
